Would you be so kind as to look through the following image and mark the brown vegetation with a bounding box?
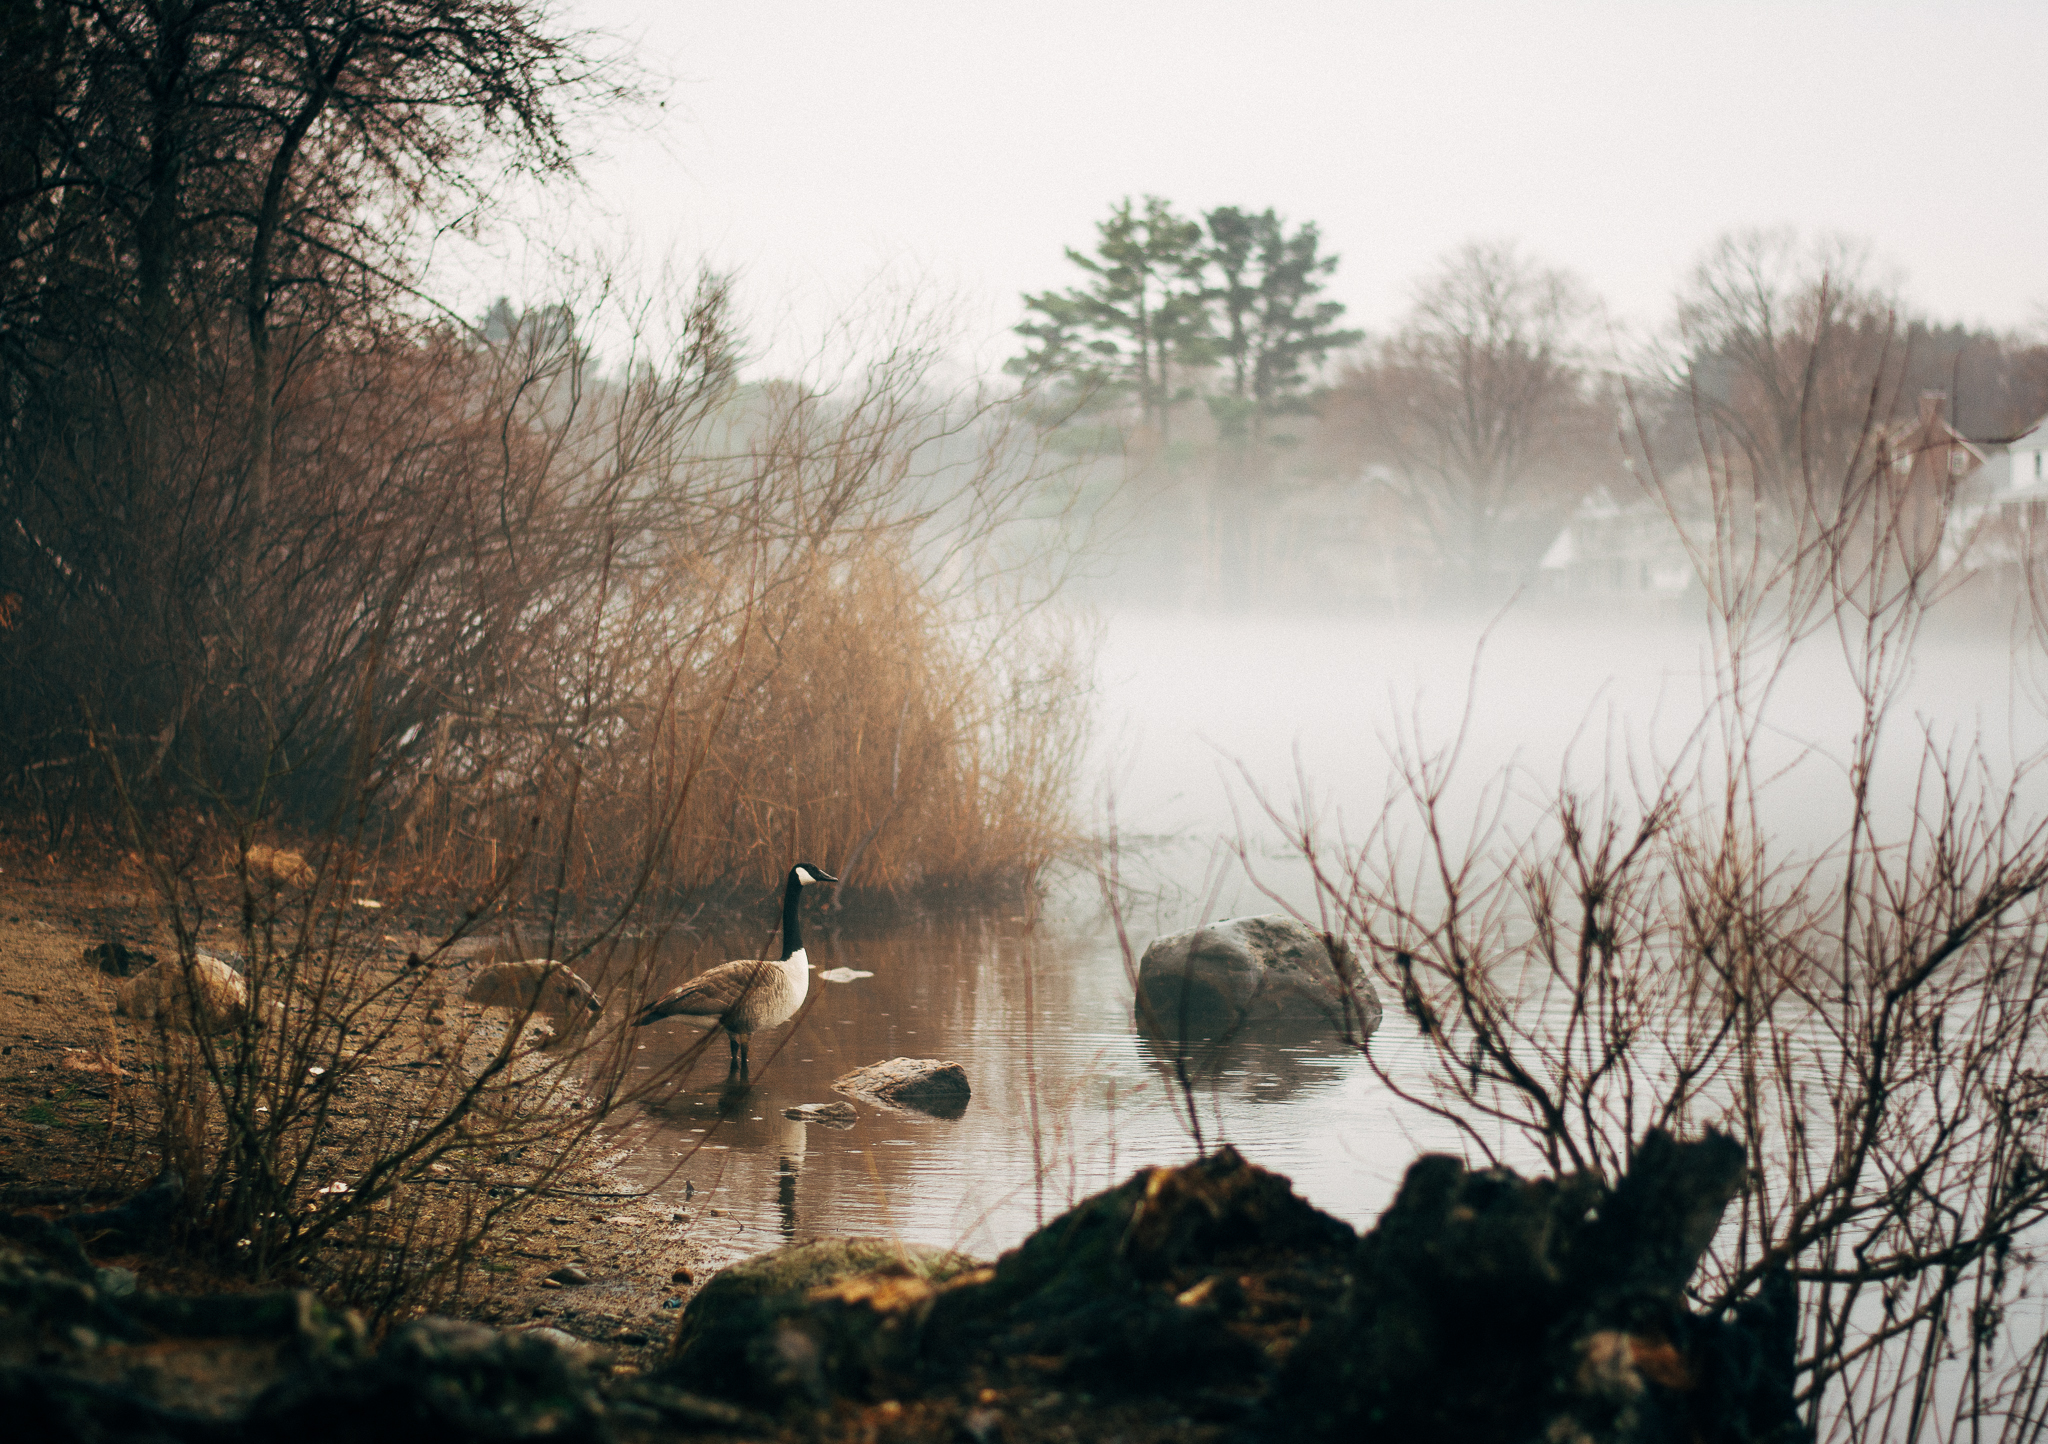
[0,0,1093,1335]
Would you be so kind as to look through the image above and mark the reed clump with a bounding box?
[2,284,1092,1322]
[0,0,1093,1331]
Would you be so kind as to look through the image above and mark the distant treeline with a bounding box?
[1016,208,2048,605]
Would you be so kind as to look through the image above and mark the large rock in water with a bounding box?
[1136,914,1381,1036]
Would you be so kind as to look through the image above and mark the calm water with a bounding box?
[603,906,1444,1268]
[602,607,2046,1270]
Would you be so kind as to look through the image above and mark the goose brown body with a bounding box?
[632,863,836,1074]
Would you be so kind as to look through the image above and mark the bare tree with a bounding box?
[1326,240,1617,592]
[1664,228,1904,525]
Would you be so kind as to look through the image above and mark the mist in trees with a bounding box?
[1008,195,1361,605]
[1010,204,2048,610]
[1323,240,1619,593]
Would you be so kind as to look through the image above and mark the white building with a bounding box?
[1538,476,1703,600]
[1950,414,2048,571]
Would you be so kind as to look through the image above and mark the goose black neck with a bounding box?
[780,871,805,960]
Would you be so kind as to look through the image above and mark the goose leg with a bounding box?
[726,1031,742,1076]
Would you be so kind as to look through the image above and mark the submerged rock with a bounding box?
[1136,914,1381,1037]
[784,1101,858,1127]
[833,1058,971,1117]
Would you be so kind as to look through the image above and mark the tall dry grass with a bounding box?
[14,274,1095,1320]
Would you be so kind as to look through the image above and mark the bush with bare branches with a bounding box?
[1261,314,2048,1439]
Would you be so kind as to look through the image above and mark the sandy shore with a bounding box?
[0,848,717,1369]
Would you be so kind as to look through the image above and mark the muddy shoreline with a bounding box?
[1,852,1802,1443]
[0,851,719,1372]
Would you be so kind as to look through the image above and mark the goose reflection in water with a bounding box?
[641,1079,809,1240]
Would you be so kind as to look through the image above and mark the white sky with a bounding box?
[464,0,2048,375]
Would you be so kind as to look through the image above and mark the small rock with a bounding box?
[513,1324,592,1358]
[783,1101,858,1127]
[666,1238,987,1400]
[246,844,317,889]
[833,1058,972,1117]
[546,1265,591,1287]
[114,955,254,1035]
[540,1278,562,1289]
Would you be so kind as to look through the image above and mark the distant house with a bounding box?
[1950,412,2048,572]
[1540,394,2048,597]
[1538,478,1701,600]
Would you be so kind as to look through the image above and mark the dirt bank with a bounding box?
[0,848,714,1370]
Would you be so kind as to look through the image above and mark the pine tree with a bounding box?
[1203,207,1362,442]
[1007,196,1213,439]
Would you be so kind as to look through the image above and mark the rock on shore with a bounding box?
[0,1132,1798,1443]
[648,1131,1798,1443]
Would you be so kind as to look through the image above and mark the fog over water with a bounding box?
[612,604,2048,1270]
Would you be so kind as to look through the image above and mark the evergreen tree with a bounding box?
[1203,207,1363,441]
[1007,196,1213,439]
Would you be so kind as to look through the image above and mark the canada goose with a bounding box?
[463,959,602,1019]
[631,863,837,1075]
